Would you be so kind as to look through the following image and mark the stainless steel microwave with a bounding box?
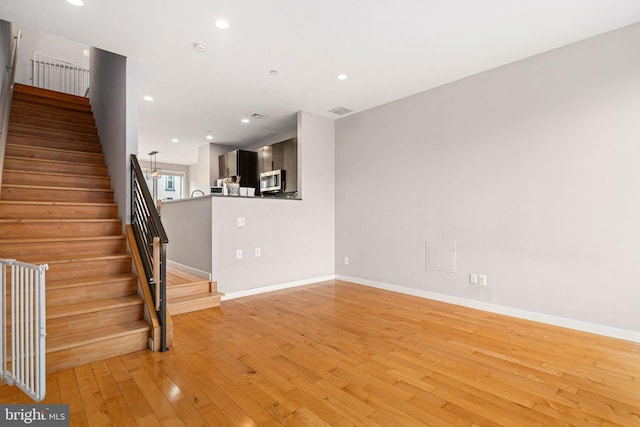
[260,169,285,193]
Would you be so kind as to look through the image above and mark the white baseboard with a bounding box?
[221,275,336,301]
[166,260,211,281]
[336,275,640,344]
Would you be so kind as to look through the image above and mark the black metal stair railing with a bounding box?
[130,154,169,352]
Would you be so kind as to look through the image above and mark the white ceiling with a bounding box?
[2,1,640,165]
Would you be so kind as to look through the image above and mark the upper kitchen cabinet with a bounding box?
[257,137,297,193]
[218,149,258,189]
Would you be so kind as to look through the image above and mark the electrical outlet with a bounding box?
[255,248,261,257]
[469,273,478,284]
[344,257,349,265]
[236,217,245,227]
[478,274,488,286]
[236,249,243,259]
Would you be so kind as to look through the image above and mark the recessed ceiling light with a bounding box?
[143,95,154,102]
[241,118,250,124]
[66,0,84,6]
[206,135,214,140]
[171,138,179,143]
[337,74,348,80]
[215,19,230,29]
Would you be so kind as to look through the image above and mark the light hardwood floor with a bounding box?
[1,280,639,426]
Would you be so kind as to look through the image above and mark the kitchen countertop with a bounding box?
[161,193,301,204]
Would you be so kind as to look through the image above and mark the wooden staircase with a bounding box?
[0,84,150,372]
[166,266,222,315]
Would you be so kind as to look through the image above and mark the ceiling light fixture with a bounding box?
[171,138,179,143]
[206,134,214,140]
[194,42,208,52]
[66,0,84,6]
[337,74,348,80]
[143,95,154,102]
[269,70,279,75]
[215,19,230,29]
[241,118,250,124]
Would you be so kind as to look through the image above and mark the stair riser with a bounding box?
[167,282,212,298]
[0,203,118,219]
[10,105,95,127]
[47,279,138,306]
[0,239,125,258]
[0,222,122,239]
[48,305,144,337]
[46,331,148,373]
[1,187,114,203]
[168,296,221,315]
[7,134,103,154]
[10,113,98,135]
[6,145,104,165]
[2,170,110,189]
[9,124,99,144]
[46,258,132,281]
[4,157,108,176]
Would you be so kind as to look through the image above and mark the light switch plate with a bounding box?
[478,274,488,286]
[469,273,478,284]
[255,248,261,257]
[237,217,245,227]
[236,249,243,259]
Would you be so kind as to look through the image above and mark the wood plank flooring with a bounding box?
[1,280,639,426]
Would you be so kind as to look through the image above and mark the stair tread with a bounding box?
[6,142,104,158]
[0,236,124,246]
[47,273,137,290]
[167,280,211,289]
[10,114,98,132]
[14,84,90,104]
[3,169,108,181]
[48,296,143,318]
[5,155,107,168]
[169,293,223,305]
[47,320,149,353]
[2,183,113,193]
[0,200,116,207]
[19,252,130,265]
[0,218,120,223]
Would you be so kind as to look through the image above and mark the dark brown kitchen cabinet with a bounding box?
[256,137,297,193]
[282,137,297,193]
[218,149,258,189]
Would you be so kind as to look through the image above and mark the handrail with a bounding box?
[130,154,169,352]
[0,30,21,198]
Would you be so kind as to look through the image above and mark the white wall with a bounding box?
[335,23,640,334]
[14,25,89,87]
[188,143,236,194]
[90,48,135,226]
[211,111,335,295]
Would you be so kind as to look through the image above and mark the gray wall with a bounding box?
[211,111,335,295]
[0,20,14,136]
[90,48,134,225]
[161,196,212,273]
[335,23,640,332]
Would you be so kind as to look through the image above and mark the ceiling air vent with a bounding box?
[250,113,264,119]
[328,106,353,116]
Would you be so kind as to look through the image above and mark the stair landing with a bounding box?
[166,266,222,315]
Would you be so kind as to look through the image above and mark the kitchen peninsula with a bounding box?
[157,112,335,302]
